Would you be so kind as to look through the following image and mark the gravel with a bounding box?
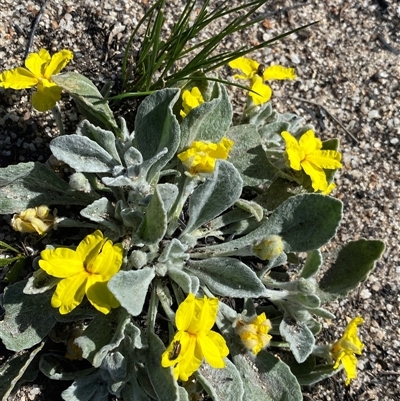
[0,0,399,400]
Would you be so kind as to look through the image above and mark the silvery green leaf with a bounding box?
[196,359,244,401]
[168,268,194,294]
[247,101,273,126]
[134,89,180,180]
[80,198,123,238]
[178,387,190,401]
[61,370,109,401]
[50,135,120,173]
[53,72,119,134]
[280,317,315,363]
[300,250,323,279]
[108,268,155,316]
[193,194,342,257]
[156,183,179,214]
[122,373,150,401]
[182,160,243,235]
[228,124,278,186]
[186,257,265,298]
[296,365,337,386]
[232,350,302,401]
[0,162,95,214]
[74,308,131,368]
[124,146,143,166]
[138,186,168,245]
[146,332,180,401]
[23,269,59,295]
[0,342,44,401]
[0,281,56,352]
[77,120,121,163]
[180,83,232,148]
[318,239,385,301]
[235,199,263,222]
[158,238,188,263]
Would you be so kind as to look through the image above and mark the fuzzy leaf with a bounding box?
[180,83,232,148]
[193,194,342,257]
[138,186,169,245]
[300,250,323,279]
[134,89,180,180]
[74,308,131,367]
[0,281,56,351]
[318,239,385,301]
[146,332,180,401]
[196,359,244,401]
[182,160,243,235]
[0,162,95,214]
[77,120,122,163]
[232,351,302,401]
[53,72,119,133]
[50,135,120,173]
[227,124,277,186]
[61,371,109,401]
[280,317,315,363]
[186,257,265,298]
[108,268,155,316]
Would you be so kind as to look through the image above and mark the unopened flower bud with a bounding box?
[69,172,91,192]
[253,235,284,260]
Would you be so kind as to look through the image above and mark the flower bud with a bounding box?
[253,235,284,260]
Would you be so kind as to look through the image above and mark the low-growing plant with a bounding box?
[0,2,385,401]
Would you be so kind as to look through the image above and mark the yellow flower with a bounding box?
[229,56,296,105]
[11,205,56,235]
[38,230,123,315]
[161,293,229,381]
[331,316,364,386]
[253,235,284,260]
[281,130,342,192]
[0,48,73,111]
[177,137,234,175]
[180,86,204,118]
[235,313,272,355]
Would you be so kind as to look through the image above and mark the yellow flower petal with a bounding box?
[0,68,38,89]
[281,131,304,171]
[178,137,234,175]
[32,80,62,111]
[44,49,74,78]
[199,331,229,367]
[301,160,329,192]
[76,230,107,269]
[176,293,196,331]
[52,272,88,314]
[39,230,122,314]
[331,316,364,386]
[162,294,229,381]
[25,51,49,78]
[39,248,85,277]
[85,278,120,314]
[282,130,342,192]
[249,75,272,105]
[228,56,259,79]
[180,86,204,118]
[263,65,296,81]
[306,150,342,170]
